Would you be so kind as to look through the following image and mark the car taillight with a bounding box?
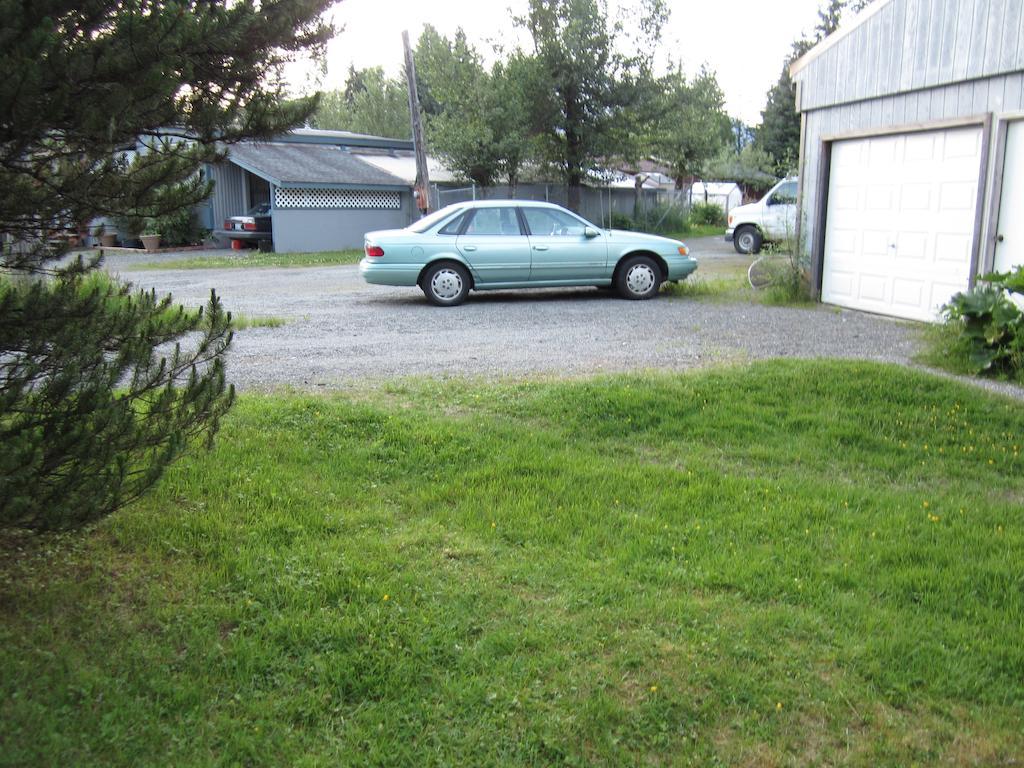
[223,220,232,229]
[678,245,689,256]
[243,222,257,231]
[365,244,384,258]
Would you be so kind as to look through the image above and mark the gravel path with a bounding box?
[104,239,1023,399]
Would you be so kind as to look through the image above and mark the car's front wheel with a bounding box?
[615,255,662,300]
[733,225,763,255]
[421,261,471,306]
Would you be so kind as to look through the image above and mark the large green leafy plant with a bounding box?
[941,267,1024,377]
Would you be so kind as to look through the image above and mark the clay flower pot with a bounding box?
[140,233,162,252]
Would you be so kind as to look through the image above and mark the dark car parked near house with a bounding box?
[217,203,272,247]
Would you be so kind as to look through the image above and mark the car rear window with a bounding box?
[438,212,468,235]
[408,206,464,233]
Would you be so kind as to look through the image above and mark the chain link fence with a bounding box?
[431,183,691,233]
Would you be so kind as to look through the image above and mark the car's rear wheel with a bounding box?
[421,262,471,306]
[734,226,762,255]
[615,255,662,300]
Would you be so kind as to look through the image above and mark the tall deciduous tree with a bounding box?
[517,0,666,211]
[652,65,733,188]
[313,67,411,139]
[415,28,534,192]
[0,0,333,531]
[416,29,500,187]
[703,144,778,198]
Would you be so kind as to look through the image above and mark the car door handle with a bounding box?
[463,245,477,251]
[533,245,549,251]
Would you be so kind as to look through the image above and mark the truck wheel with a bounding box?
[734,226,762,255]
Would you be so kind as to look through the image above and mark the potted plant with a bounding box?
[94,223,118,248]
[139,219,162,252]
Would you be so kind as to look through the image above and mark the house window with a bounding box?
[274,188,401,209]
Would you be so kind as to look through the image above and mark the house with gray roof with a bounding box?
[790,0,1024,322]
[200,129,421,252]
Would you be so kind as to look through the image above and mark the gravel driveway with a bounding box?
[103,238,934,392]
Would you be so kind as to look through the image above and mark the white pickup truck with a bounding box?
[724,177,798,254]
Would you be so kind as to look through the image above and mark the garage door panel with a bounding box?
[934,232,971,263]
[894,232,927,260]
[892,279,925,308]
[866,186,896,209]
[833,186,860,210]
[899,184,932,210]
[822,126,980,322]
[858,274,889,303]
[930,281,968,308]
[827,270,856,299]
[862,230,890,256]
[939,182,977,210]
[868,137,897,166]
[943,129,982,158]
[905,133,937,161]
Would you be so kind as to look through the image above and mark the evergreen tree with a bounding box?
[0,0,333,531]
[754,0,866,173]
[756,64,803,175]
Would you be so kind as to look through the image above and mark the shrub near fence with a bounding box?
[689,202,725,227]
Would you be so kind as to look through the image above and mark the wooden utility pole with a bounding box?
[402,30,432,214]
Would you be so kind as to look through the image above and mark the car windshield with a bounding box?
[407,205,464,233]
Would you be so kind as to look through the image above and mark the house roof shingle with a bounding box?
[227,142,408,188]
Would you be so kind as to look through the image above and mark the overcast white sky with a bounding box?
[297,0,828,126]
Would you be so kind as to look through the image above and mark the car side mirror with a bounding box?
[584,227,600,238]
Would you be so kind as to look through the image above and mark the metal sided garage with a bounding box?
[204,129,417,252]
[790,0,1024,322]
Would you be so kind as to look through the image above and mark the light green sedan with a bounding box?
[360,200,698,306]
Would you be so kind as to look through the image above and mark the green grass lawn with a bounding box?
[130,249,364,270]
[2,360,1022,766]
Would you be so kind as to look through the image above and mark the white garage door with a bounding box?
[822,126,983,322]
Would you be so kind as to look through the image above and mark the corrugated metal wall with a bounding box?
[206,163,247,228]
[793,0,1024,293]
